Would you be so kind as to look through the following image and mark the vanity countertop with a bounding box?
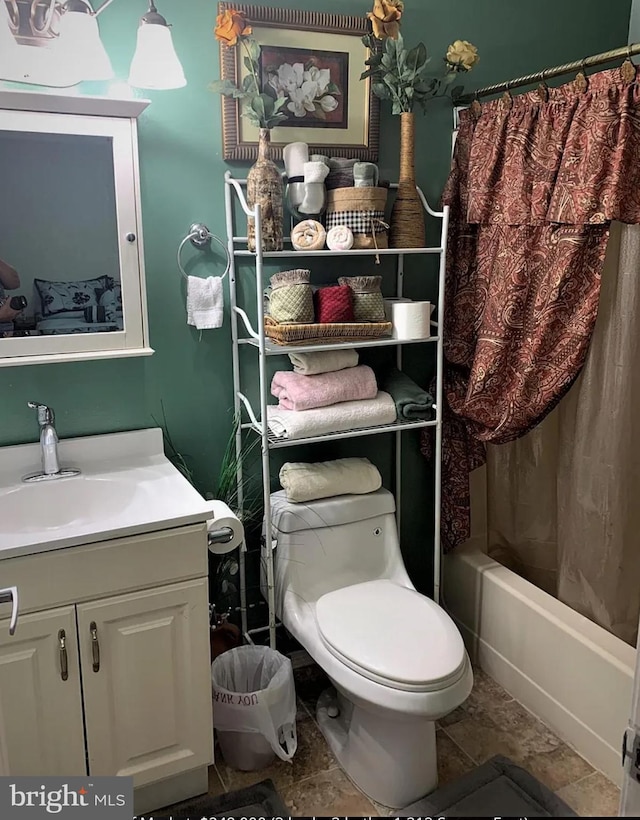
[0,428,212,559]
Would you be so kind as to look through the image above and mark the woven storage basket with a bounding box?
[265,316,392,346]
[325,187,389,250]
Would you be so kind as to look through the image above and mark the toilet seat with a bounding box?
[315,579,467,693]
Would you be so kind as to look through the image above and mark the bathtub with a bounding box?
[444,545,635,786]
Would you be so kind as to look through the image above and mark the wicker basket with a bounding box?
[265,316,392,346]
[325,187,389,250]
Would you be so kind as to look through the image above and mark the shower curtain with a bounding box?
[487,221,640,645]
[429,66,640,560]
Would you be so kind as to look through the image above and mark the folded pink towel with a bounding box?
[271,365,378,411]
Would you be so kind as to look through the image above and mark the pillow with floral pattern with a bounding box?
[34,275,111,317]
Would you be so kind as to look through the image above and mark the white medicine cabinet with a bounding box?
[0,90,152,367]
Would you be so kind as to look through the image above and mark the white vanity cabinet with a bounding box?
[0,606,86,776]
[0,522,213,811]
[78,580,211,785]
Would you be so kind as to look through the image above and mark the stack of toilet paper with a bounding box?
[383,298,434,340]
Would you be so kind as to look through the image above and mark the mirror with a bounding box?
[0,91,151,367]
[0,130,122,339]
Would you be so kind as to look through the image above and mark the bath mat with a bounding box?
[157,778,289,819]
[402,755,576,817]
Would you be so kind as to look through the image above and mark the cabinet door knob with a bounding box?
[90,621,100,673]
[58,629,69,682]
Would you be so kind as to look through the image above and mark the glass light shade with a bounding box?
[56,11,114,82]
[128,24,186,90]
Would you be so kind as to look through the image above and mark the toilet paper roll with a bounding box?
[391,300,434,340]
[383,297,411,322]
[206,499,244,555]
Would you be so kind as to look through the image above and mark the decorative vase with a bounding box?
[389,112,426,249]
[247,128,284,253]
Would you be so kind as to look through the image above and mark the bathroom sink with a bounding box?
[0,476,137,535]
[0,428,212,558]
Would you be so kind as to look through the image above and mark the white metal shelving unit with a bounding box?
[224,170,450,649]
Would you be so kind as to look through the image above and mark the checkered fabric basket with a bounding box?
[325,187,389,250]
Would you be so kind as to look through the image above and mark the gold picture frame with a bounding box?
[217,3,380,162]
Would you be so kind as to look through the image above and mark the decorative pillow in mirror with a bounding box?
[34,275,111,317]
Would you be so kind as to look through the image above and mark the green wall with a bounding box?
[0,0,631,594]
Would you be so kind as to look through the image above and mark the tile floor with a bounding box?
[174,664,622,816]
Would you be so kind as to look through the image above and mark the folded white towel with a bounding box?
[288,349,359,376]
[279,457,382,502]
[267,391,397,440]
[187,276,223,329]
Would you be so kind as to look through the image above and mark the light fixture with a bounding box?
[128,2,186,90]
[0,0,186,89]
[0,0,24,79]
[55,0,114,81]
[0,1,19,56]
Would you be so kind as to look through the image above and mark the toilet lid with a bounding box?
[315,580,467,692]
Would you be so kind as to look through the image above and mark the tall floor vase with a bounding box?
[247,129,284,253]
[389,112,425,249]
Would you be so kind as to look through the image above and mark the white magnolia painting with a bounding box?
[261,46,348,128]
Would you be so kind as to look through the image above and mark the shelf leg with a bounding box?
[225,177,248,637]
[433,206,450,605]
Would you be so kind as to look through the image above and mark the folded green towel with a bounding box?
[380,367,434,420]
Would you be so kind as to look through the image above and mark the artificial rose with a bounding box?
[446,40,479,71]
[367,0,404,40]
[214,9,252,47]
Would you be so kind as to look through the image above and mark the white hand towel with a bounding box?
[300,160,329,215]
[279,457,382,502]
[187,276,223,329]
[267,391,397,440]
[283,142,309,178]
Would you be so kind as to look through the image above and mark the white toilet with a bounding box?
[261,488,473,808]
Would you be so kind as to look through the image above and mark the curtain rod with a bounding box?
[458,42,640,103]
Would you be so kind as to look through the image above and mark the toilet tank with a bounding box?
[262,489,413,611]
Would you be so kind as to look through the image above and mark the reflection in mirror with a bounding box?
[0,130,123,340]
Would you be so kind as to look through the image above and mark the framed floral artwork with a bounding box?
[217,3,380,162]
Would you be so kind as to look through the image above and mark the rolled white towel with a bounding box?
[326,225,354,251]
[279,457,382,503]
[266,391,397,440]
[288,348,359,375]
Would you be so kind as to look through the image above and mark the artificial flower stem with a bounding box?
[241,38,262,113]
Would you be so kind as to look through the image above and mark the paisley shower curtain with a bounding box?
[428,65,640,563]
[487,222,640,644]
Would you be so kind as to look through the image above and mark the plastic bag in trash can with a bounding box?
[211,645,297,762]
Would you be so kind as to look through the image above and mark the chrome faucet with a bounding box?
[23,402,80,483]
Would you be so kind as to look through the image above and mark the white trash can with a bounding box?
[211,645,297,771]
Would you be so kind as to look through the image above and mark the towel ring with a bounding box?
[177,223,230,281]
